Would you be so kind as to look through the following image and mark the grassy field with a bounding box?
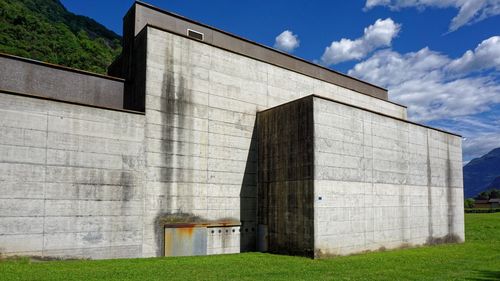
[1,213,499,281]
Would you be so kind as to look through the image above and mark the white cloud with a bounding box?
[274,30,300,53]
[348,36,500,161]
[433,114,500,162]
[319,18,400,66]
[448,36,500,73]
[365,0,500,32]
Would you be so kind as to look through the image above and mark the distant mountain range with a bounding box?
[463,147,500,198]
[0,0,121,74]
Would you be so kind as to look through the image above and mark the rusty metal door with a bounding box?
[164,227,207,256]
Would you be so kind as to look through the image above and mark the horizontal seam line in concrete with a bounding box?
[145,153,257,163]
[145,135,257,148]
[146,107,257,124]
[0,215,144,218]
[39,245,144,251]
[147,95,260,116]
[0,105,146,125]
[0,89,145,115]
[146,123,256,138]
[0,128,144,145]
[146,151,257,160]
[1,198,144,202]
[0,160,129,169]
[147,180,256,184]
[146,109,256,128]
[314,137,459,152]
[0,232,140,236]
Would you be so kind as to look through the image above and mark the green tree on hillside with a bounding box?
[474,189,500,200]
[0,0,121,74]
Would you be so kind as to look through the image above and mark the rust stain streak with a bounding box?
[164,231,173,256]
[178,227,194,237]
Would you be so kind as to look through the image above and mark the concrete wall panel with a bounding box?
[312,97,464,257]
[0,92,145,259]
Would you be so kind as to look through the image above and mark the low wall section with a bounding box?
[0,92,145,259]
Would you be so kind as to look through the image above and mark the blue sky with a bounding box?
[61,0,500,163]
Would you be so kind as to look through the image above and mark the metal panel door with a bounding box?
[164,227,207,256]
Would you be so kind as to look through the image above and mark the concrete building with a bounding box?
[0,1,464,259]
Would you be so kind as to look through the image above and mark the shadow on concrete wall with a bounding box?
[240,120,258,252]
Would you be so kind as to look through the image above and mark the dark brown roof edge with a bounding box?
[0,52,125,82]
[258,95,461,137]
[0,88,145,115]
[133,1,390,95]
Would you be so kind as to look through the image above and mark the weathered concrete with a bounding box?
[140,26,409,257]
[0,2,463,260]
[0,54,125,109]
[257,98,315,257]
[0,92,145,259]
[257,95,464,258]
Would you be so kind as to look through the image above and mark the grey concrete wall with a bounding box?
[0,54,125,109]
[142,26,408,257]
[0,92,145,259]
[257,98,315,257]
[312,96,464,257]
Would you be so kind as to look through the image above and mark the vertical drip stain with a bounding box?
[426,131,434,240]
[155,35,196,256]
[446,137,454,236]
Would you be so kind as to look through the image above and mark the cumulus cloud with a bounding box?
[430,113,500,162]
[319,18,400,66]
[348,36,500,161]
[447,36,500,73]
[364,0,500,32]
[274,30,300,53]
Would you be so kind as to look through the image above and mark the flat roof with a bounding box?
[258,95,461,137]
[126,1,390,101]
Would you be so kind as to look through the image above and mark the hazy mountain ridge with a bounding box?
[463,147,500,198]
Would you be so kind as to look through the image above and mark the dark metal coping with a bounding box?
[0,52,124,82]
[258,94,461,137]
[0,88,144,115]
[0,53,127,110]
[129,1,391,101]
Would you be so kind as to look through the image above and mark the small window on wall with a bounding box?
[187,29,204,41]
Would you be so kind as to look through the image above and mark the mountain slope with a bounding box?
[0,0,121,74]
[486,176,500,190]
[463,147,500,198]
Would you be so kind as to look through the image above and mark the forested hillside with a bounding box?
[0,0,121,74]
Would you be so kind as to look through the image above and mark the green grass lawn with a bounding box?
[1,213,499,281]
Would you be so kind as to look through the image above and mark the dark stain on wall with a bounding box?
[240,122,258,252]
[257,97,315,257]
[426,132,434,240]
[155,36,197,256]
[154,212,201,256]
[425,233,461,245]
[446,138,454,236]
